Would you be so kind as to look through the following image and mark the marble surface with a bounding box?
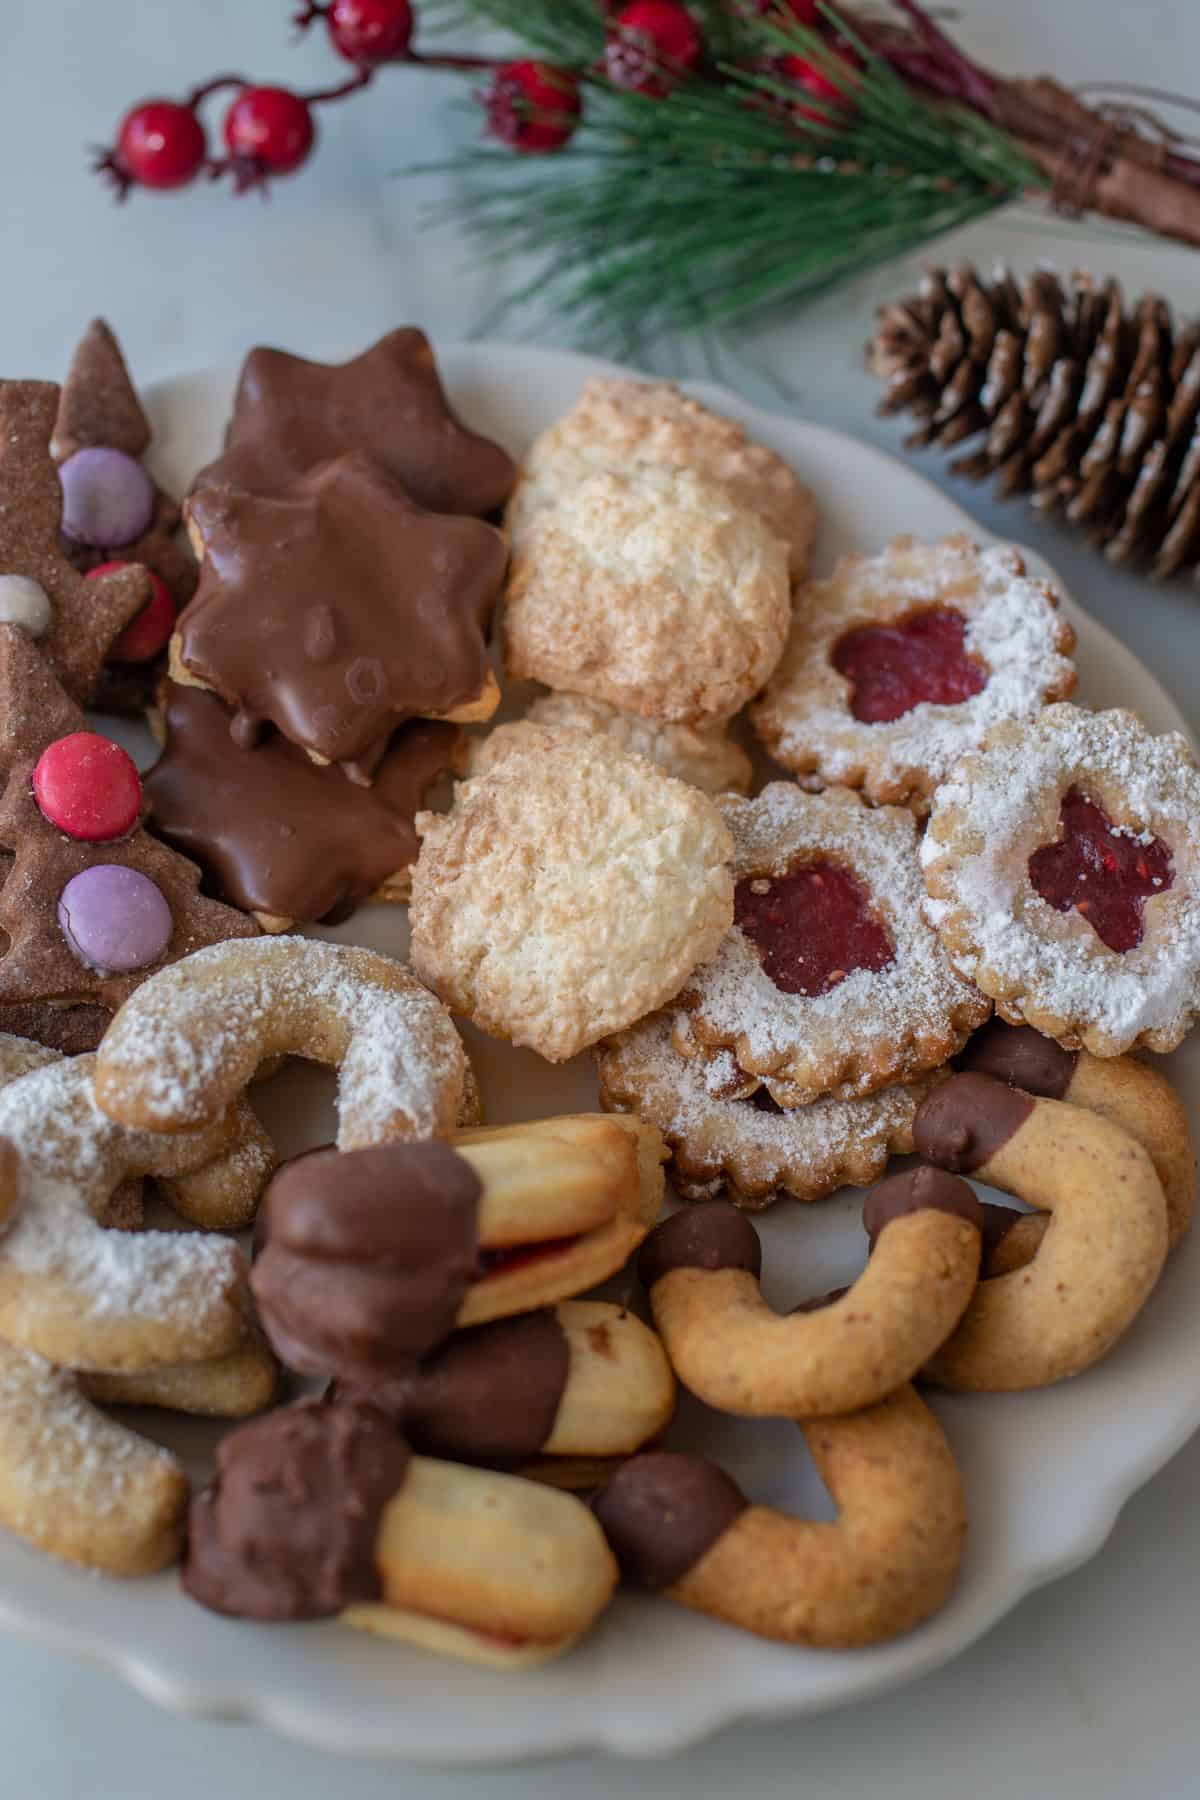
[3,0,1200,1791]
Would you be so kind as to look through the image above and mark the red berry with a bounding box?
[86,562,176,664]
[485,62,582,153]
[782,53,848,121]
[325,0,414,63]
[33,733,142,843]
[108,100,207,192]
[606,1,703,98]
[224,86,315,179]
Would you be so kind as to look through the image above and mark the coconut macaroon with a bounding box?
[469,693,753,796]
[508,377,817,584]
[504,464,790,726]
[409,726,735,1063]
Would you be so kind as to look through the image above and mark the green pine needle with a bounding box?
[416,3,1047,350]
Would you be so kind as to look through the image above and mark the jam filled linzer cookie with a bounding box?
[192,326,516,517]
[145,680,463,930]
[678,784,989,1107]
[750,536,1076,813]
[503,464,791,726]
[597,1009,944,1209]
[409,728,735,1064]
[638,1176,981,1418]
[175,452,506,775]
[593,1384,967,1648]
[249,1118,665,1381]
[52,320,198,717]
[508,377,818,584]
[922,703,1200,1055]
[0,379,155,704]
[470,693,753,797]
[0,628,257,1049]
[183,1397,618,1667]
[914,1071,1169,1389]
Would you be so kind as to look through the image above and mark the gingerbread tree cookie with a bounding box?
[0,381,152,703]
[0,624,257,1049]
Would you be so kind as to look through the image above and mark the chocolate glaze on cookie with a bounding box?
[250,1142,481,1382]
[960,1019,1078,1099]
[593,1451,747,1591]
[180,452,506,772]
[334,1309,570,1465]
[863,1165,984,1250]
[193,328,516,518]
[182,1397,410,1620]
[146,682,460,924]
[913,1073,1035,1175]
[638,1202,762,1290]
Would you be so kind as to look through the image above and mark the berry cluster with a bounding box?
[94,0,853,198]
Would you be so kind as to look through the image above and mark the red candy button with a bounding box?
[32,732,142,842]
[833,606,988,724]
[1028,786,1174,953]
[86,561,176,663]
[735,859,895,997]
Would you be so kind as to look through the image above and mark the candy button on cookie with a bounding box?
[914,1071,1169,1389]
[183,1398,618,1667]
[86,562,175,662]
[0,575,51,638]
[637,1179,981,1418]
[59,446,156,549]
[33,731,142,841]
[594,1385,967,1648]
[58,865,172,974]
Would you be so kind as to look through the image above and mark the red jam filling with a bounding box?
[832,606,988,723]
[1028,786,1173,953]
[735,860,894,997]
[477,1234,581,1279]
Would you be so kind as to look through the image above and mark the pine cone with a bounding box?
[868,265,1200,582]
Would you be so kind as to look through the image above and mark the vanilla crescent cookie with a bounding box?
[921,704,1200,1055]
[597,1010,944,1208]
[92,937,474,1142]
[470,694,753,797]
[409,728,734,1063]
[678,784,988,1107]
[508,377,818,584]
[751,536,1076,812]
[503,466,791,725]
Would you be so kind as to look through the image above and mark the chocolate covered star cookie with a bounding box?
[145,681,464,930]
[192,327,516,518]
[0,381,152,703]
[175,452,506,773]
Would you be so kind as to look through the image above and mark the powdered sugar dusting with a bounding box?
[753,537,1076,806]
[922,704,1200,1053]
[597,1009,939,1206]
[95,938,466,1146]
[683,784,987,1101]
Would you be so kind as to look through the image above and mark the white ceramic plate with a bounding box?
[0,344,1195,1763]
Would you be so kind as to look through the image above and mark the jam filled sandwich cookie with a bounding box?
[52,319,197,717]
[508,377,817,585]
[677,784,989,1108]
[174,452,507,777]
[594,1384,966,1649]
[0,379,155,705]
[637,1172,982,1418]
[145,680,463,930]
[921,704,1200,1055]
[503,464,790,726]
[409,728,735,1063]
[249,1117,665,1382]
[192,326,516,518]
[597,1010,943,1209]
[470,693,753,797]
[751,536,1076,812]
[184,1396,619,1668]
[913,1071,1169,1388]
[0,627,257,1051]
